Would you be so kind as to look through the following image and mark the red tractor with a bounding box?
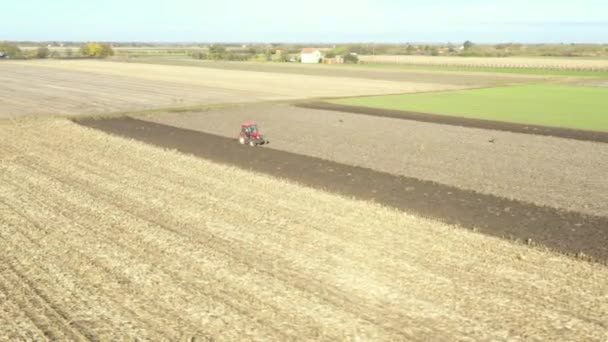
[238,122,269,146]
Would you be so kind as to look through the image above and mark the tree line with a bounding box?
[0,42,114,59]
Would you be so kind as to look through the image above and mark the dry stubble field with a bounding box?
[0,60,465,118]
[1,119,607,340]
[1,58,608,340]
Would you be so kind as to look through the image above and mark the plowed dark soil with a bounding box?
[298,102,608,143]
[77,117,608,263]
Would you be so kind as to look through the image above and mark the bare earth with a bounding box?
[0,60,463,118]
[145,104,608,217]
[1,119,607,340]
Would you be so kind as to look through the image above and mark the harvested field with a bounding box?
[0,60,463,118]
[0,62,265,117]
[79,117,608,261]
[2,119,608,340]
[124,57,546,86]
[360,55,608,71]
[143,104,608,218]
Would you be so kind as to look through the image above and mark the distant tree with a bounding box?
[333,46,349,55]
[191,50,206,59]
[276,51,289,62]
[325,51,336,58]
[0,42,21,57]
[208,45,227,60]
[430,47,439,56]
[463,40,474,50]
[35,47,50,58]
[343,53,359,64]
[99,44,114,57]
[65,48,73,57]
[80,43,114,57]
[406,45,415,54]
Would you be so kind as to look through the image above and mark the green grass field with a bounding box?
[332,85,608,132]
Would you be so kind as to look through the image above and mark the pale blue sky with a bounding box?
[1,0,607,43]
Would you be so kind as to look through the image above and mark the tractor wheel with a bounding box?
[249,141,256,147]
[238,136,245,144]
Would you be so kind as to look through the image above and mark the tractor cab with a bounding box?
[238,122,269,146]
[241,123,259,138]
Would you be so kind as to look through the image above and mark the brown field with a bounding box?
[359,55,608,71]
[1,119,607,340]
[0,60,465,118]
[144,104,608,217]
[79,116,608,262]
[2,58,608,340]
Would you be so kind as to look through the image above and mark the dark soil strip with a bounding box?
[76,117,608,263]
[297,102,608,144]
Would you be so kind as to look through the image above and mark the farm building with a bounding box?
[301,48,322,63]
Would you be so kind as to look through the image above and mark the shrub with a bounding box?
[36,47,50,58]
[208,45,227,60]
[344,53,359,64]
[80,43,114,57]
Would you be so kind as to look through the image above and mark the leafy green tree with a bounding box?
[0,42,21,57]
[208,45,227,60]
[99,44,114,57]
[343,53,359,64]
[276,51,289,62]
[36,47,50,58]
[463,40,474,50]
[80,43,114,57]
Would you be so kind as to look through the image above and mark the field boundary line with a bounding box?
[296,102,608,143]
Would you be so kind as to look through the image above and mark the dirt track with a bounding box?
[143,104,608,218]
[299,102,608,143]
[2,119,608,340]
[78,117,608,262]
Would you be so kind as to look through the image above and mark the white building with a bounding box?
[300,48,322,63]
